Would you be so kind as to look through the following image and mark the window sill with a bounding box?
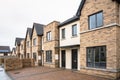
[82,67,119,72]
[71,35,78,38]
[61,38,66,40]
[80,23,120,34]
[44,62,53,64]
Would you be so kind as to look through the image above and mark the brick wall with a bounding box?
[79,0,120,79]
[4,58,22,71]
[43,21,60,68]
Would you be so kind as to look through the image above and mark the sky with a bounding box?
[0,0,81,50]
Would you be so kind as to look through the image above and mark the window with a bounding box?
[27,41,29,47]
[89,11,103,29]
[46,50,52,62]
[61,28,65,39]
[33,53,36,61]
[33,38,36,46]
[87,46,106,68]
[47,31,51,41]
[72,24,77,36]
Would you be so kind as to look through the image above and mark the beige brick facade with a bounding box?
[31,27,42,66]
[79,0,120,79]
[26,30,32,59]
[43,21,60,68]
[20,39,26,59]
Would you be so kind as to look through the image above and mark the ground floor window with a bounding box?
[33,53,37,61]
[87,46,106,69]
[27,53,29,59]
[46,50,52,62]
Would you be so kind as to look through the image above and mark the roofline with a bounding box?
[76,0,86,16]
[31,23,44,38]
[25,27,32,41]
[58,16,79,27]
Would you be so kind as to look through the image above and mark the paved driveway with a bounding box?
[7,67,111,80]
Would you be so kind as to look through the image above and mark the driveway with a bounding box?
[7,67,111,80]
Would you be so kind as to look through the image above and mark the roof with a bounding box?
[31,23,44,37]
[58,16,79,27]
[12,48,16,52]
[0,46,10,53]
[25,28,32,39]
[58,0,85,27]
[76,0,86,16]
[15,37,24,46]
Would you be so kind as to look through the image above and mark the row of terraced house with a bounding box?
[11,0,120,79]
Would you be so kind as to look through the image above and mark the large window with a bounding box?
[46,50,52,62]
[87,46,106,69]
[61,28,65,39]
[33,38,36,46]
[89,11,103,29]
[47,31,51,41]
[72,24,77,36]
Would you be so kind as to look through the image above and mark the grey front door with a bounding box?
[72,49,78,69]
[61,50,66,68]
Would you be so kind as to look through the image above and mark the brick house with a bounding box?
[42,21,60,68]
[25,28,32,59]
[77,0,120,79]
[20,39,26,59]
[31,23,44,66]
[0,46,10,56]
[58,16,80,70]
[11,48,16,56]
[15,37,24,58]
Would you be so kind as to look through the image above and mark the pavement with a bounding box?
[7,66,111,80]
[0,66,12,80]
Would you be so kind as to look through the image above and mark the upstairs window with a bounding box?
[72,24,77,36]
[47,31,51,41]
[33,38,36,46]
[89,11,103,29]
[61,28,65,39]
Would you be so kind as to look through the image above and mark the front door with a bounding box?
[72,49,78,70]
[61,50,66,68]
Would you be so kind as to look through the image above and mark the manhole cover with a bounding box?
[14,72,20,74]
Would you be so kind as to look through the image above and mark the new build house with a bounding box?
[15,37,24,58]
[42,21,60,68]
[12,0,120,79]
[20,39,26,59]
[58,16,80,70]
[25,28,32,59]
[31,23,44,66]
[77,0,120,79]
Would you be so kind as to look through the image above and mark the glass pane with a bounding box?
[95,47,99,62]
[97,12,103,27]
[89,15,96,29]
[72,25,77,36]
[100,62,106,68]
[100,52,106,62]
[95,62,100,68]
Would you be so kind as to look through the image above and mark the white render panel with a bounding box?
[59,20,80,46]
[60,48,80,70]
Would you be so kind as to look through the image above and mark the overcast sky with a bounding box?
[0,0,81,50]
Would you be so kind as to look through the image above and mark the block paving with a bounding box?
[7,67,111,80]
